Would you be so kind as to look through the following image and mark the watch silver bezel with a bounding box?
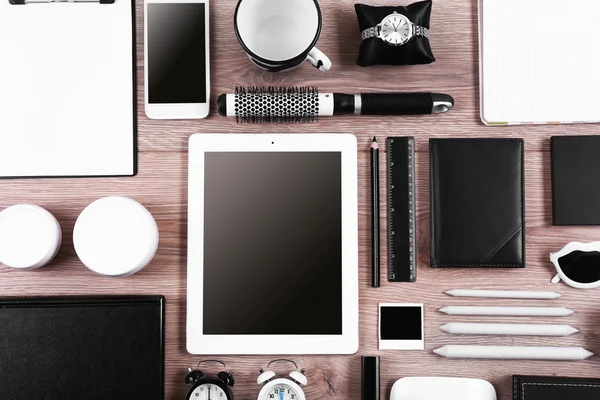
[377,12,414,46]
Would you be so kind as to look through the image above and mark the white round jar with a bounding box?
[73,197,159,277]
[0,204,62,270]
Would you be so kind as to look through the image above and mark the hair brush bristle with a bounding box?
[233,86,319,124]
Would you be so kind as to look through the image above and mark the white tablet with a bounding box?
[187,134,358,355]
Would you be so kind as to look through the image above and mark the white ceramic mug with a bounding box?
[234,0,332,72]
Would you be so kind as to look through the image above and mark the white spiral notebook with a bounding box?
[0,0,136,178]
[479,0,600,126]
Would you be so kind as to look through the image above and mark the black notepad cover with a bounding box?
[0,296,164,400]
[430,139,525,268]
[551,135,600,225]
[514,375,600,400]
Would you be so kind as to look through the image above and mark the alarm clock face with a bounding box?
[380,13,412,46]
[189,383,229,400]
[259,379,305,400]
[266,384,299,400]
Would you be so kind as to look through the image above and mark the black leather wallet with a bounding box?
[552,135,600,225]
[430,139,525,268]
[514,375,600,400]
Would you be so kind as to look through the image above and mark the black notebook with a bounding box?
[514,375,600,400]
[430,139,525,268]
[0,296,164,400]
[552,135,600,225]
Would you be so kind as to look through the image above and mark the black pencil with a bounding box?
[371,137,380,288]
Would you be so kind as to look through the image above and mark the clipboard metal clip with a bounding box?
[9,0,115,4]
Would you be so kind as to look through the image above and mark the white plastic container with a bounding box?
[0,204,62,269]
[73,197,159,277]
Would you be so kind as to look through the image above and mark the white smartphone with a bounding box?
[144,0,210,119]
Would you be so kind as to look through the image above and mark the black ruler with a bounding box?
[387,137,416,282]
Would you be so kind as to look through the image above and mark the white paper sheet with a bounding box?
[0,0,135,177]
[480,0,600,125]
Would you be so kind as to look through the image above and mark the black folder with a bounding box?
[0,296,164,400]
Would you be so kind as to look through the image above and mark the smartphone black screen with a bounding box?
[147,3,207,104]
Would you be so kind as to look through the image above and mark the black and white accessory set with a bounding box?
[2,0,599,399]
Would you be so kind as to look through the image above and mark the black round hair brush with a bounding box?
[217,86,454,123]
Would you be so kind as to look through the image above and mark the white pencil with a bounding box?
[439,306,574,317]
[441,322,579,336]
[445,289,561,300]
[433,345,593,361]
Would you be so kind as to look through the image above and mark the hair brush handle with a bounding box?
[357,92,454,115]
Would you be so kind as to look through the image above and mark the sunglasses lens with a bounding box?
[558,250,600,284]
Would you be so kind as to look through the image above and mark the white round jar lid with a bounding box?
[73,197,159,277]
[0,204,62,269]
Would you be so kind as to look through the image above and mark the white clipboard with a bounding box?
[0,0,136,178]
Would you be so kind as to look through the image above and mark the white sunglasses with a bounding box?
[550,241,600,289]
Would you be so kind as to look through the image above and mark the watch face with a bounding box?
[189,383,229,400]
[380,13,412,45]
[265,384,300,400]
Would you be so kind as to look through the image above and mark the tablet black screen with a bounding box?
[203,152,342,335]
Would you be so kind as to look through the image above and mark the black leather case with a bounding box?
[430,139,525,268]
[551,135,600,225]
[514,376,600,400]
[355,1,435,66]
[0,296,165,400]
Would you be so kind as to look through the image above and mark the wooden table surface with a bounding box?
[2,0,600,399]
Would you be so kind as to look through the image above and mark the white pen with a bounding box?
[433,345,593,361]
[445,289,561,300]
[441,322,579,336]
[439,306,574,317]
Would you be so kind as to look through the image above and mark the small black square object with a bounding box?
[552,136,600,225]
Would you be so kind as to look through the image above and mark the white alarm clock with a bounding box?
[257,359,307,400]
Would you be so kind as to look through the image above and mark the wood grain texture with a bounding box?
[2,0,600,399]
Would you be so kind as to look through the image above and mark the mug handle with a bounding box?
[306,47,332,71]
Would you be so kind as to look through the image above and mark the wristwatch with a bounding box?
[361,11,429,46]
